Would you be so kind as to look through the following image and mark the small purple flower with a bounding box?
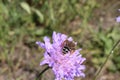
[116,16,120,22]
[36,31,86,80]
[116,9,120,22]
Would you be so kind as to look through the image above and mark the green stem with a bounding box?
[93,40,120,80]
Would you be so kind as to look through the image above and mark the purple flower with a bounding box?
[36,31,86,80]
[116,16,120,22]
[116,9,120,22]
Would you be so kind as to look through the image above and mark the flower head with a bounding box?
[36,31,86,80]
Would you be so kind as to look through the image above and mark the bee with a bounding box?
[61,40,76,54]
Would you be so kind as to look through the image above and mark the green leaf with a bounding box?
[35,28,44,35]
[20,2,31,14]
[32,8,44,23]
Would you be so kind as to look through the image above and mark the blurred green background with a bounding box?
[0,0,120,80]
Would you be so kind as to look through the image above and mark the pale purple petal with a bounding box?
[44,36,53,53]
[116,16,120,22]
[36,41,45,48]
[52,31,57,43]
[68,37,73,41]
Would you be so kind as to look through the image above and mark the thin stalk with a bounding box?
[35,66,50,80]
[93,40,120,80]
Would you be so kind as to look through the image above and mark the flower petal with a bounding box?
[36,41,45,48]
[116,16,120,22]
